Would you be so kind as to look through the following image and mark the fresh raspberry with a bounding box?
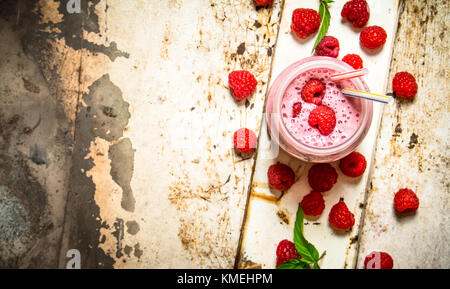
[292,102,302,118]
[392,72,418,99]
[315,36,340,58]
[308,163,338,192]
[234,128,257,156]
[228,70,257,100]
[360,26,387,49]
[341,0,370,28]
[339,152,367,177]
[267,162,295,191]
[254,0,273,5]
[291,8,321,39]
[394,188,419,213]
[301,79,325,105]
[342,54,364,69]
[301,191,325,216]
[308,105,336,136]
[276,240,301,267]
[328,201,355,230]
[364,251,394,269]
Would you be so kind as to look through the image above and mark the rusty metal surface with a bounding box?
[0,0,77,268]
[0,0,139,268]
[357,0,450,269]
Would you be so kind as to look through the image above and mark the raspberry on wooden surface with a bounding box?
[328,201,355,230]
[339,152,367,177]
[394,188,419,213]
[315,36,340,58]
[228,70,257,100]
[392,72,418,99]
[301,191,325,216]
[364,251,394,269]
[254,0,273,6]
[341,0,370,28]
[291,8,321,39]
[276,239,301,267]
[267,162,295,191]
[342,54,364,69]
[360,26,387,49]
[308,163,338,192]
[233,128,257,156]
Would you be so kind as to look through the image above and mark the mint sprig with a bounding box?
[312,0,334,53]
[276,204,326,269]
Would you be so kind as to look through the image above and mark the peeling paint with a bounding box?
[63,74,134,268]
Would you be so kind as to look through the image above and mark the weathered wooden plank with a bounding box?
[237,0,400,269]
[357,0,449,269]
[58,0,284,268]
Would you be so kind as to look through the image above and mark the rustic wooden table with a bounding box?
[0,0,447,269]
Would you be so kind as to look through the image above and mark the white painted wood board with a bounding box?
[237,0,400,269]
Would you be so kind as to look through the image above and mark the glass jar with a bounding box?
[266,56,373,163]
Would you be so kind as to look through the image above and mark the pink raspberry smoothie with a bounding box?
[281,68,362,148]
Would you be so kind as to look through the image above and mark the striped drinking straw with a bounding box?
[341,88,393,104]
[330,68,368,82]
[330,68,393,104]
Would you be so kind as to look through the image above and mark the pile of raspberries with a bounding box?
[268,152,368,231]
[291,0,386,54]
[289,0,418,99]
[271,151,419,269]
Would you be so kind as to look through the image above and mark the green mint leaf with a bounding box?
[293,204,320,264]
[312,0,332,53]
[276,258,310,269]
[296,256,314,265]
[313,262,320,269]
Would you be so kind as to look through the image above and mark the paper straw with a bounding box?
[330,68,368,82]
[342,88,393,104]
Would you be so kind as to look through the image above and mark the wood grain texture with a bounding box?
[58,0,284,268]
[1,0,447,269]
[237,0,400,269]
[357,0,449,269]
